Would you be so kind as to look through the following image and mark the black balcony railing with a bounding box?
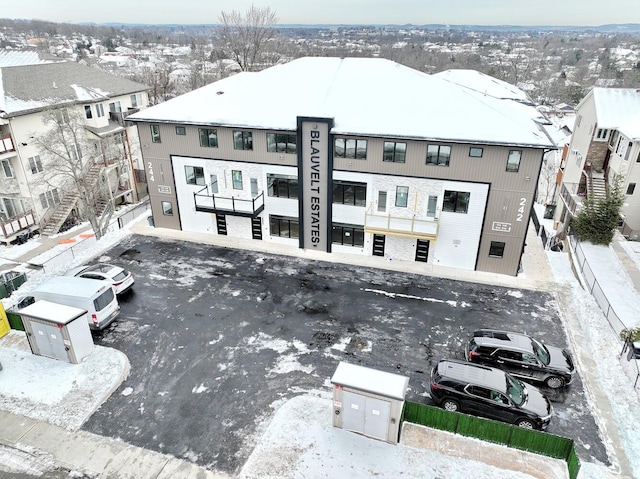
[194,186,265,217]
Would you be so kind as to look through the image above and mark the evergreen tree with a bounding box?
[572,176,625,245]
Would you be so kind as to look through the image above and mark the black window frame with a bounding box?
[199,128,218,148]
[233,130,253,150]
[175,126,186,136]
[269,215,299,238]
[395,186,409,207]
[150,124,161,143]
[267,174,298,199]
[627,183,636,195]
[426,144,451,166]
[185,165,205,186]
[489,241,506,257]
[267,133,297,154]
[332,180,366,207]
[334,137,367,160]
[161,201,173,216]
[332,223,365,247]
[469,147,483,157]
[507,150,522,172]
[383,141,406,163]
[442,190,470,214]
[84,105,93,119]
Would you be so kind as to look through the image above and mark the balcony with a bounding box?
[0,210,37,243]
[560,182,586,216]
[0,134,16,157]
[364,206,439,239]
[109,108,139,127]
[194,186,265,217]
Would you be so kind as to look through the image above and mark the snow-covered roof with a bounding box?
[331,361,409,400]
[0,49,57,67]
[129,57,554,149]
[433,68,533,105]
[0,62,148,117]
[591,88,640,139]
[19,300,86,325]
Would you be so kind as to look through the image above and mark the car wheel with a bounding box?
[442,399,460,412]
[516,418,536,429]
[545,376,565,389]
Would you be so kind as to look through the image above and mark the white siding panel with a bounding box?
[433,181,488,270]
[66,313,94,362]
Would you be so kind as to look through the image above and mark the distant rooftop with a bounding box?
[0,49,59,67]
[129,57,555,149]
[0,61,148,117]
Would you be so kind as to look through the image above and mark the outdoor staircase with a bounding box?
[589,173,607,202]
[40,164,109,237]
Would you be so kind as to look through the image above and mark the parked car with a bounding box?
[67,263,134,295]
[429,358,553,430]
[465,329,575,389]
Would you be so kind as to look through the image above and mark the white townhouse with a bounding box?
[0,60,149,243]
[556,88,640,240]
[130,57,555,276]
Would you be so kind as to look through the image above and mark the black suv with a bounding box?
[466,329,575,389]
[429,358,552,430]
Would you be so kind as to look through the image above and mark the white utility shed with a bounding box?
[19,300,94,364]
[331,361,409,444]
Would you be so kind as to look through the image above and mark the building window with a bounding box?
[427,195,438,218]
[469,147,483,157]
[378,191,387,212]
[161,201,173,215]
[267,133,297,153]
[270,215,299,238]
[175,126,186,135]
[39,188,60,209]
[232,170,243,189]
[442,190,470,213]
[150,124,161,143]
[199,128,218,147]
[627,183,636,195]
[233,130,253,150]
[1,159,13,178]
[426,144,451,166]
[489,241,506,258]
[267,174,298,199]
[96,103,105,118]
[507,150,522,172]
[210,174,219,194]
[55,108,70,124]
[383,141,406,163]
[131,93,143,108]
[109,101,122,113]
[332,223,365,247]
[395,186,409,207]
[595,128,609,141]
[185,165,205,186]
[84,105,93,119]
[333,181,366,206]
[28,155,43,174]
[335,138,367,159]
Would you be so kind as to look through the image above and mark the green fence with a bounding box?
[402,401,580,479]
[0,271,28,299]
[6,311,24,331]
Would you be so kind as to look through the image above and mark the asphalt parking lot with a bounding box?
[84,234,608,474]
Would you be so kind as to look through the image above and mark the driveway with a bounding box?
[84,235,608,474]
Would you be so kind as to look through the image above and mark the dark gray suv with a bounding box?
[429,358,553,430]
[466,329,575,389]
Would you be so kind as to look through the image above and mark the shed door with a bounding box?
[342,391,390,441]
[33,322,67,361]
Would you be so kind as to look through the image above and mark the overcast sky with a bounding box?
[1,0,639,26]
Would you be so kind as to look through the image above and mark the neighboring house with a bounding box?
[130,57,555,276]
[556,88,640,240]
[0,61,149,243]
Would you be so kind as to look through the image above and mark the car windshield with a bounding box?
[531,338,550,365]
[506,373,526,406]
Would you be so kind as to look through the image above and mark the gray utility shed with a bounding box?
[331,361,409,444]
[20,300,94,364]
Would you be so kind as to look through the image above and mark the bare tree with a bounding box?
[217,5,278,72]
[31,107,116,239]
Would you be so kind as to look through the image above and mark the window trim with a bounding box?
[28,155,43,174]
[395,186,409,207]
[426,144,451,166]
[267,133,297,154]
[332,223,365,247]
[334,137,367,160]
[150,124,161,143]
[175,126,186,135]
[185,165,205,186]
[1,159,13,178]
[269,215,299,239]
[267,174,298,199]
[627,183,636,195]
[84,105,93,119]
[469,147,483,158]
[332,180,367,207]
[489,241,506,258]
[506,150,522,173]
[383,141,407,163]
[233,130,253,151]
[199,128,218,148]
[232,170,243,190]
[161,201,173,216]
[442,190,470,214]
